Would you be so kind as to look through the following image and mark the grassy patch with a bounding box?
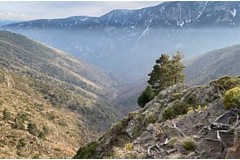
[182,138,197,151]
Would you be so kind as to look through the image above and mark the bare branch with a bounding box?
[172,123,186,137]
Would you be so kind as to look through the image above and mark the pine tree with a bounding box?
[137,86,155,108]
[150,52,185,93]
[148,54,170,93]
[169,51,185,85]
[138,52,185,108]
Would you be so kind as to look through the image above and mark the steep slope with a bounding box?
[113,78,147,114]
[74,76,240,159]
[3,1,240,81]
[0,31,119,98]
[185,44,240,85]
[0,31,122,158]
[0,69,96,158]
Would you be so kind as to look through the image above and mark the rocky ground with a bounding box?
[74,76,240,159]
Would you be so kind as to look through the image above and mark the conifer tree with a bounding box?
[137,86,155,108]
[169,51,185,85]
[138,52,185,108]
[148,54,170,93]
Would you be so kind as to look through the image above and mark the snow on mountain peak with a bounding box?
[231,8,237,17]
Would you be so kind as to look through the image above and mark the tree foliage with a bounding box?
[148,52,185,94]
[137,86,155,108]
[138,52,185,108]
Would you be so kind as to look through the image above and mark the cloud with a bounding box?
[0,1,161,20]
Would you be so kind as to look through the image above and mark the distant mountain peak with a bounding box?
[2,1,240,83]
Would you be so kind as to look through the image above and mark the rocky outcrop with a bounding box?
[74,76,240,159]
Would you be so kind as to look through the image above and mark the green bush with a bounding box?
[3,109,11,121]
[132,124,142,138]
[224,87,240,110]
[14,112,28,129]
[27,123,39,136]
[38,131,46,139]
[124,143,133,151]
[137,86,155,108]
[38,125,50,139]
[73,141,99,159]
[182,138,196,151]
[162,100,191,121]
[17,138,26,149]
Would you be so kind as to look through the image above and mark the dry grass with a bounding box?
[0,71,96,158]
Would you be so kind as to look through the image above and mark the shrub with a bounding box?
[132,124,142,138]
[124,143,133,151]
[3,109,11,121]
[43,125,50,135]
[27,123,39,136]
[38,131,46,139]
[14,112,28,129]
[137,86,155,108]
[182,138,196,151]
[224,87,240,110]
[162,107,175,120]
[145,115,157,124]
[73,141,99,159]
[167,137,178,148]
[38,126,50,139]
[17,138,26,149]
[162,100,191,121]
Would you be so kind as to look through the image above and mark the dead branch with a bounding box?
[172,123,186,137]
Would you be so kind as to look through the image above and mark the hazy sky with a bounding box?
[0,1,161,20]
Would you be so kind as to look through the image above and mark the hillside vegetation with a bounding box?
[0,69,96,158]
[0,31,122,158]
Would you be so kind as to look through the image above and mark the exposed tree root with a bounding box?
[172,123,187,137]
[148,108,240,158]
[196,108,240,153]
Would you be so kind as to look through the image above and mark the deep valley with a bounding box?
[1,1,240,159]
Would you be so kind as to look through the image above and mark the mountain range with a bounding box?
[2,1,240,159]
[3,1,240,81]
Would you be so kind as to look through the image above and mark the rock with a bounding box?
[166,148,177,154]
[135,131,152,142]
[146,123,155,132]
[125,120,135,138]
